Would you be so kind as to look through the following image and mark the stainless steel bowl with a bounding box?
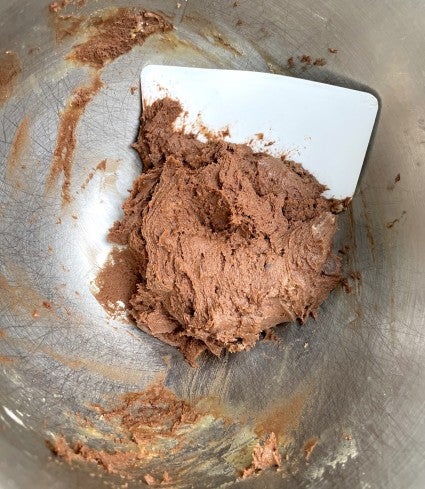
[1,1,425,488]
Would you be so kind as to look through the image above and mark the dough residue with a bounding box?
[242,432,281,478]
[68,8,173,68]
[144,472,172,486]
[94,246,141,318]
[6,116,30,185]
[48,379,200,476]
[0,355,14,364]
[0,51,21,106]
[304,437,319,462]
[107,98,343,365]
[47,72,103,204]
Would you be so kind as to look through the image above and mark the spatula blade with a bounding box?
[141,65,378,199]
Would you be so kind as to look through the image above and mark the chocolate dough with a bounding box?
[109,98,342,365]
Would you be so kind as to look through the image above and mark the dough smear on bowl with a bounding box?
[109,98,342,365]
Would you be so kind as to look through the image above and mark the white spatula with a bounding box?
[140,65,378,200]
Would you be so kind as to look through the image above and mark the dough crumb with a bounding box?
[0,51,21,105]
[304,437,319,462]
[313,57,326,66]
[242,432,281,478]
[47,379,199,476]
[144,474,157,486]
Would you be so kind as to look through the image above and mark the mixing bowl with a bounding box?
[1,1,425,488]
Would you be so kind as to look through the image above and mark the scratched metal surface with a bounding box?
[1,0,425,488]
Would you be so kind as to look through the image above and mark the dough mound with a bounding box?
[109,98,342,365]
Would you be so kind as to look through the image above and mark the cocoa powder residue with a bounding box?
[47,72,103,204]
[0,51,21,106]
[68,8,173,68]
[255,386,310,442]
